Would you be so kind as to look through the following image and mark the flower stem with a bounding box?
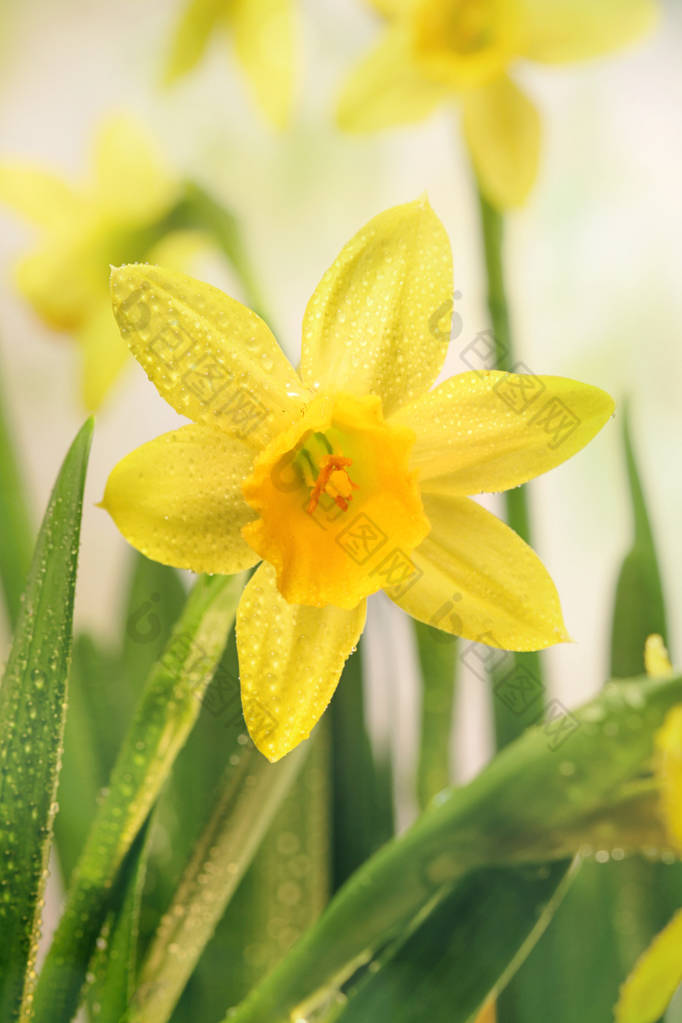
[476,187,544,750]
[414,624,458,810]
[0,351,33,628]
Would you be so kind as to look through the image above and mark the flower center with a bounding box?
[411,0,519,87]
[445,1,493,54]
[294,432,359,514]
[240,393,429,609]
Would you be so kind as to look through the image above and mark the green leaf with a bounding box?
[137,631,243,967]
[88,553,187,783]
[334,861,575,1023]
[87,818,152,1023]
[610,402,668,677]
[331,641,394,889]
[54,633,111,886]
[128,738,307,1023]
[503,406,674,1023]
[212,726,331,1016]
[32,571,244,1023]
[414,623,457,810]
[0,418,93,1022]
[118,554,187,704]
[54,555,186,886]
[501,858,654,1022]
[0,355,33,628]
[224,673,682,1023]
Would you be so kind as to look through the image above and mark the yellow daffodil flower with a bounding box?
[0,114,200,410]
[101,198,614,761]
[338,0,657,208]
[163,0,297,130]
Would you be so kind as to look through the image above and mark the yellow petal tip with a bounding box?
[645,634,673,678]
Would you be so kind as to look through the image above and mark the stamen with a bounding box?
[307,455,358,514]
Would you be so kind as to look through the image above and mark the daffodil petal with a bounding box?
[392,371,615,495]
[392,494,568,651]
[78,232,205,410]
[300,198,453,415]
[236,562,367,761]
[336,25,451,133]
[110,264,309,446]
[518,0,657,64]
[615,909,682,1023]
[163,0,226,85]
[231,0,297,130]
[644,635,673,679]
[0,164,83,229]
[14,227,106,330]
[92,114,178,225]
[460,75,541,209]
[78,299,130,411]
[101,424,260,575]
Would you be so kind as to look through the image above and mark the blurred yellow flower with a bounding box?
[339,0,657,207]
[0,114,200,410]
[101,198,613,761]
[163,0,297,130]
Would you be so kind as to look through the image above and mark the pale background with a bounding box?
[0,0,681,829]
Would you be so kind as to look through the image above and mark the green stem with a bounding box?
[331,642,394,891]
[414,624,457,810]
[476,187,544,749]
[0,353,33,628]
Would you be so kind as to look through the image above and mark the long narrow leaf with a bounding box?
[137,630,243,971]
[129,740,307,1023]
[224,673,682,1023]
[503,407,674,1023]
[54,634,110,886]
[334,861,575,1023]
[211,727,331,1017]
[32,572,244,1023]
[0,418,93,1021]
[87,818,152,1023]
[55,556,185,885]
[611,402,668,676]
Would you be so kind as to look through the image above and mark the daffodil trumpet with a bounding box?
[102,198,614,761]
